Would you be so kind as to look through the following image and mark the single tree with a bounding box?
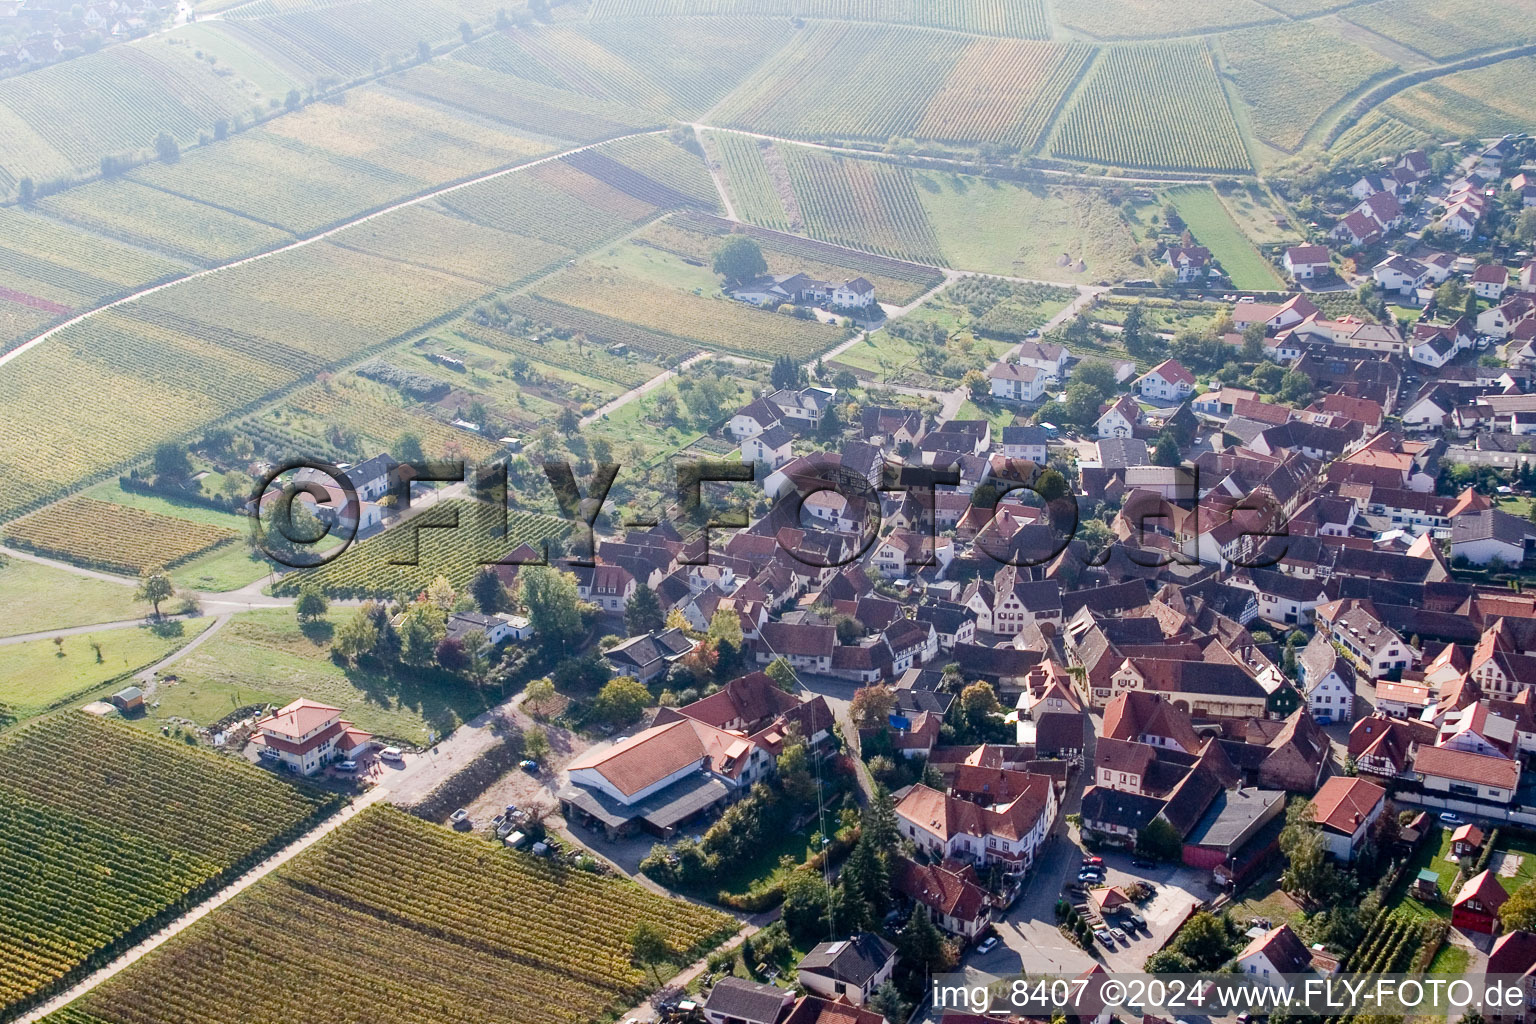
[627,922,670,984]
[458,19,473,42]
[523,678,558,717]
[394,431,425,464]
[1502,881,1536,931]
[592,675,651,726]
[470,566,507,614]
[519,566,584,657]
[712,234,767,285]
[435,636,468,672]
[294,582,328,622]
[399,603,447,666]
[135,571,174,619]
[868,982,909,1024]
[556,406,581,436]
[523,724,551,763]
[849,684,898,730]
[1153,432,1181,467]
[17,177,34,205]
[154,131,179,164]
[625,582,664,635]
[152,442,192,484]
[765,656,797,692]
[332,607,379,664]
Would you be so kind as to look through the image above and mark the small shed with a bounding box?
[1414,868,1440,899]
[1452,823,1485,859]
[110,686,145,713]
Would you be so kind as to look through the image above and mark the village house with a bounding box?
[1451,508,1536,567]
[1474,264,1511,301]
[1165,244,1212,283]
[796,934,897,1006]
[1453,869,1508,934]
[1414,744,1520,805]
[895,765,1059,875]
[603,627,696,683]
[1310,775,1386,861]
[1283,245,1332,281]
[1297,634,1355,724]
[1135,358,1196,402]
[1096,395,1141,439]
[252,699,372,776]
[1013,339,1071,379]
[893,857,993,941]
[988,360,1047,403]
[703,978,796,1024]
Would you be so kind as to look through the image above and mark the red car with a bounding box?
[1082,856,1104,867]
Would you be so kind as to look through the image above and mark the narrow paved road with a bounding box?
[134,612,230,687]
[15,786,391,1024]
[581,351,711,427]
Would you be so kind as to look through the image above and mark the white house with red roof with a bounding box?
[894,765,1058,875]
[1310,776,1386,861]
[1331,210,1382,248]
[1283,246,1331,281]
[1164,245,1212,284]
[1473,264,1511,301]
[1135,359,1196,402]
[253,699,372,776]
[1096,395,1141,439]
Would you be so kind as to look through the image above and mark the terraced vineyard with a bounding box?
[1329,109,1433,161]
[1054,0,1277,37]
[0,207,190,353]
[3,496,238,574]
[1052,43,1252,173]
[779,146,943,263]
[1342,0,1536,61]
[711,23,1087,149]
[1220,22,1397,152]
[273,500,568,596]
[641,211,944,304]
[35,180,294,265]
[456,20,795,118]
[0,713,337,1018]
[914,38,1093,150]
[534,262,848,360]
[709,131,794,230]
[52,807,735,1024]
[1381,56,1536,139]
[386,61,663,143]
[589,0,1052,37]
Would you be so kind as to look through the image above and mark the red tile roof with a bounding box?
[1310,776,1385,835]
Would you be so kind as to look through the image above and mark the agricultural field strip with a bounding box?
[0,129,667,374]
[11,789,389,1024]
[695,123,1221,188]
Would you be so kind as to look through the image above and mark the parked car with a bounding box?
[1093,927,1113,945]
[380,746,405,763]
[519,759,539,773]
[1110,927,1128,943]
[977,937,999,955]
[1082,856,1104,866]
[334,760,358,772]
[1125,910,1147,928]
[1439,812,1463,826]
[1131,857,1156,869]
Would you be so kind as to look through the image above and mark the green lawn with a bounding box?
[1164,184,1286,291]
[0,618,214,724]
[1428,942,1471,974]
[1391,304,1425,324]
[145,607,494,743]
[1490,835,1536,893]
[956,400,1021,433]
[1389,827,1462,920]
[0,558,147,637]
[709,822,823,899]
[914,172,1144,283]
[1228,869,1309,931]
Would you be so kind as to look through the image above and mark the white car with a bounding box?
[977,937,999,955]
[1110,927,1128,943]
